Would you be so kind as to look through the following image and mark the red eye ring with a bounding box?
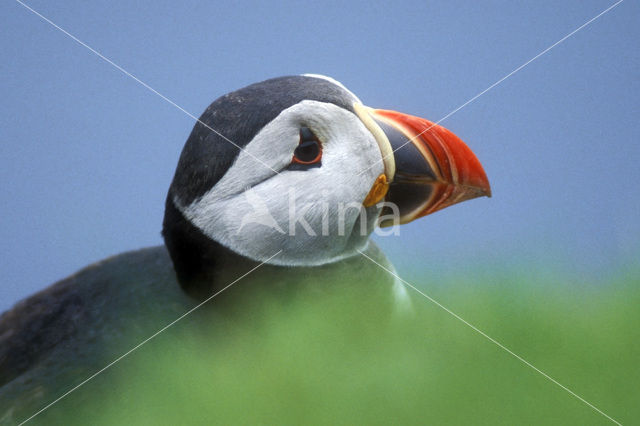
[292,140,322,164]
[292,127,322,165]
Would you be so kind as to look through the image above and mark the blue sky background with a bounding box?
[1,0,638,311]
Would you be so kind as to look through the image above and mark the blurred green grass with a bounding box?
[36,265,639,425]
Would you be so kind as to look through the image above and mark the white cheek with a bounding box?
[206,128,297,199]
[177,101,385,265]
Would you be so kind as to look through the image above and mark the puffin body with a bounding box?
[0,243,399,422]
[0,75,490,423]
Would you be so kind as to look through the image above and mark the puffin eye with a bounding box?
[292,127,322,166]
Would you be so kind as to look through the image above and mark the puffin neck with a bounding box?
[162,195,262,299]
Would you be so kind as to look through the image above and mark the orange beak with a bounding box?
[357,106,491,226]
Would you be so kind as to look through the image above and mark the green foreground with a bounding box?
[32,266,639,425]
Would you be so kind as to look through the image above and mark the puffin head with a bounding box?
[163,75,490,294]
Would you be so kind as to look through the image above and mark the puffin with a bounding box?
[0,75,490,423]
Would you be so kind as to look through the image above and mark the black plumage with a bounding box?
[0,243,399,422]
